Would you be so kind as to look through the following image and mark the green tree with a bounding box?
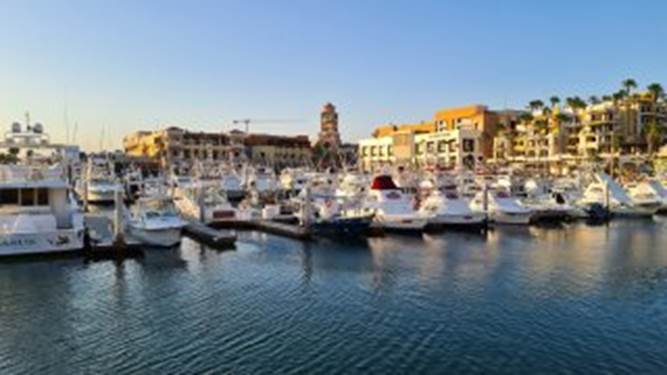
[528,100,545,112]
[589,95,600,105]
[644,119,664,155]
[647,83,665,102]
[549,96,560,107]
[622,78,637,96]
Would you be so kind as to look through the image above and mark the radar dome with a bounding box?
[33,123,43,133]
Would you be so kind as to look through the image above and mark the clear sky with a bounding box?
[1,0,666,151]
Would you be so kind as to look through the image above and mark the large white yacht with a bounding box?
[363,174,427,232]
[0,122,85,256]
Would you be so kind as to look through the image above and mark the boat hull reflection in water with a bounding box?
[1,219,667,373]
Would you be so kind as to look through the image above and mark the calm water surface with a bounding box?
[2,219,667,374]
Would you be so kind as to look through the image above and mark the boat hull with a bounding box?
[127,226,183,247]
[312,217,373,236]
[490,211,532,225]
[0,230,84,257]
[373,216,428,233]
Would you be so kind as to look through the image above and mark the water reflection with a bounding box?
[1,221,667,373]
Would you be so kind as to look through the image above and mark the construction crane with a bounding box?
[232,118,305,133]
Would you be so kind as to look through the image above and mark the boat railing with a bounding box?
[0,165,65,183]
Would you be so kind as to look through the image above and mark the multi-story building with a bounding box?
[123,127,239,167]
[244,133,312,168]
[123,127,311,169]
[358,125,482,172]
[358,104,516,172]
[491,91,667,175]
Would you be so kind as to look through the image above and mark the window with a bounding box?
[426,142,434,153]
[437,141,447,153]
[37,188,49,205]
[0,189,19,205]
[462,139,474,153]
[387,145,393,156]
[20,188,35,206]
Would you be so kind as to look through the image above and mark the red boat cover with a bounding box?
[371,175,398,190]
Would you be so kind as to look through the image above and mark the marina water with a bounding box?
[2,219,667,374]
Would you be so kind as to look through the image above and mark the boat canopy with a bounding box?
[371,175,398,190]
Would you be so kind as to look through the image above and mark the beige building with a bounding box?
[123,127,311,169]
[358,126,482,172]
[491,91,667,175]
[243,132,312,168]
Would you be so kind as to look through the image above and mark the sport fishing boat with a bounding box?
[625,181,666,215]
[77,155,122,204]
[174,181,249,225]
[294,191,374,237]
[126,196,186,247]
[363,175,427,233]
[579,173,660,217]
[521,179,574,223]
[244,166,279,197]
[470,187,533,225]
[220,168,245,202]
[417,179,486,229]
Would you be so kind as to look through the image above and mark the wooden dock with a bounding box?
[252,220,311,240]
[184,221,237,249]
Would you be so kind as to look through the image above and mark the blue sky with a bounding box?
[1,0,666,151]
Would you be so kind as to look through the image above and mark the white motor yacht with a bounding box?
[245,166,278,196]
[363,175,427,232]
[126,196,186,247]
[579,173,660,217]
[625,181,665,215]
[417,179,485,229]
[174,181,252,225]
[470,187,533,225]
[0,164,85,256]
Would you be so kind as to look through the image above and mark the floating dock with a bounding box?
[210,219,311,240]
[83,215,144,260]
[184,221,237,249]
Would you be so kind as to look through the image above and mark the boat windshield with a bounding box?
[143,199,178,218]
[495,191,511,199]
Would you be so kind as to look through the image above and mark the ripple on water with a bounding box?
[1,223,667,374]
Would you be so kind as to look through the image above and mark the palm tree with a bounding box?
[622,78,637,96]
[612,90,626,103]
[519,112,534,123]
[549,96,560,107]
[589,95,600,105]
[528,100,545,112]
[644,119,664,155]
[602,95,612,102]
[647,83,664,102]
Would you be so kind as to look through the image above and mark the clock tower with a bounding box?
[317,102,342,150]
